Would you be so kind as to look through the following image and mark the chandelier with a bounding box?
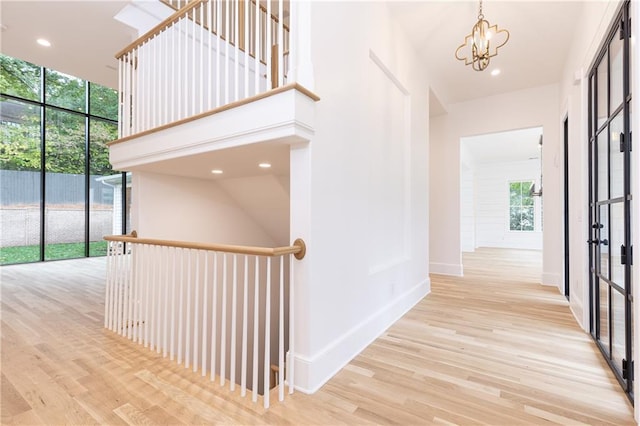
[455,0,510,71]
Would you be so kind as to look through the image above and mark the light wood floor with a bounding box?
[1,248,635,425]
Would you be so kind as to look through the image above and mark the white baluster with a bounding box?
[277,0,283,87]
[193,250,200,372]
[186,248,192,369]
[170,247,177,360]
[278,256,284,401]
[224,0,230,105]
[220,253,227,386]
[184,16,189,118]
[178,248,184,364]
[230,254,237,390]
[216,0,222,108]
[201,251,208,376]
[122,243,131,337]
[254,0,259,95]
[264,257,271,408]
[252,256,259,402]
[192,8,196,118]
[241,255,248,396]
[131,244,139,342]
[234,0,239,102]
[118,59,123,137]
[105,242,113,328]
[243,0,249,98]
[163,246,170,357]
[288,254,295,394]
[266,0,272,90]
[144,243,151,347]
[210,251,218,381]
[208,0,213,111]
[200,3,205,115]
[116,244,123,334]
[150,245,157,351]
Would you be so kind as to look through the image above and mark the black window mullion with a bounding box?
[39,66,46,262]
[85,81,91,257]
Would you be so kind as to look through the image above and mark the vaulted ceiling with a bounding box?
[1,0,586,109]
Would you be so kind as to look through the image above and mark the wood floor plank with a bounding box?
[0,249,635,424]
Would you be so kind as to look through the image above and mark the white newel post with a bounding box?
[288,1,314,90]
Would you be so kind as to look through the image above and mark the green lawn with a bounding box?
[0,241,108,265]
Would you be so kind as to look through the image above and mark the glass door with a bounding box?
[588,0,633,398]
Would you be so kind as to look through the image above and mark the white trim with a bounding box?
[541,272,561,288]
[291,278,431,394]
[429,262,463,276]
[110,89,317,171]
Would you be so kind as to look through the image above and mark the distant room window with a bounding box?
[509,181,534,231]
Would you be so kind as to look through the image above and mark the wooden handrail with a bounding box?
[115,0,206,59]
[105,232,306,259]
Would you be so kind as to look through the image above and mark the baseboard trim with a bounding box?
[430,262,463,276]
[292,278,431,394]
[542,272,561,287]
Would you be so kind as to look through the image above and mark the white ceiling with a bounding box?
[1,0,586,103]
[131,141,290,180]
[461,126,543,167]
[0,1,137,90]
[0,0,581,180]
[389,0,585,107]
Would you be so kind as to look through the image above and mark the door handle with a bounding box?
[587,239,608,246]
[601,239,609,246]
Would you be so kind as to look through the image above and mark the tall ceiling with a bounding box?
[1,0,585,105]
[389,0,585,107]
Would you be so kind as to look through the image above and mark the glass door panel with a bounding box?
[596,57,608,129]
[596,132,609,201]
[588,3,632,397]
[598,205,610,279]
[599,282,610,355]
[610,202,625,286]
[609,31,624,112]
[610,113,625,199]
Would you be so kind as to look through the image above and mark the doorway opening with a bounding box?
[459,126,544,279]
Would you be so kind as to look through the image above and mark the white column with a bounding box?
[287,1,314,90]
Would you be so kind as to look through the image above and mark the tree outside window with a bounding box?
[509,181,534,231]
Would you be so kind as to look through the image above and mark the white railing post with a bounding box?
[288,0,313,89]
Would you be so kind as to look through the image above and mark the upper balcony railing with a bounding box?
[115,0,290,139]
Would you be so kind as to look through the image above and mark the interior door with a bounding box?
[588,0,633,398]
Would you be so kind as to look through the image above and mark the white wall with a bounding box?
[131,172,277,246]
[460,163,475,252]
[474,159,542,250]
[289,1,430,393]
[430,84,560,283]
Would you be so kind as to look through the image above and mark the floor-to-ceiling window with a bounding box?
[588,0,633,399]
[0,54,126,265]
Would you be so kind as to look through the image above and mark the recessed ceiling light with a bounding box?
[258,163,271,169]
[491,69,501,76]
[211,169,223,174]
[37,38,51,47]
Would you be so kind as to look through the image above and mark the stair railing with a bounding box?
[115,0,290,139]
[103,231,305,408]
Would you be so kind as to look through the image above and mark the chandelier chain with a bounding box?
[478,0,484,20]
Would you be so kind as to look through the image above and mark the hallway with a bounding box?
[0,249,634,424]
